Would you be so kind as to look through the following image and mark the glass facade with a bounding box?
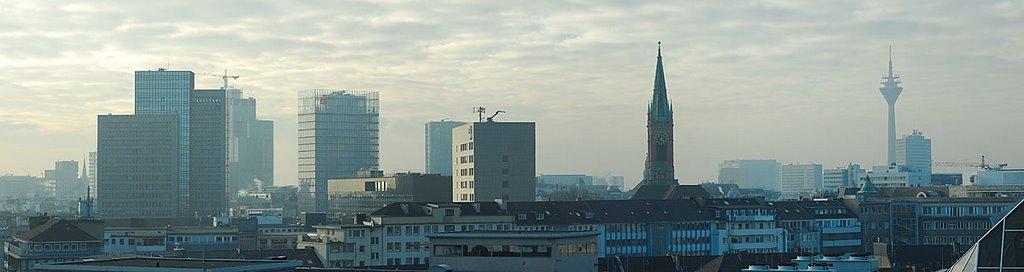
[297,90,379,213]
[425,120,466,175]
[189,89,227,217]
[949,200,1024,271]
[135,69,195,215]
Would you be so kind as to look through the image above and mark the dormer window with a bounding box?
[585,213,594,219]
[535,213,545,220]
[517,213,527,220]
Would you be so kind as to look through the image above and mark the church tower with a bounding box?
[639,42,677,186]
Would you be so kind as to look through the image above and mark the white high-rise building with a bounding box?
[779,164,822,199]
[897,129,932,186]
[823,164,864,193]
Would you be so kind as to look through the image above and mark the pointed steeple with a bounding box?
[887,45,894,79]
[650,42,671,120]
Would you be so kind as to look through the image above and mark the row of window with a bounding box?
[27,243,90,253]
[923,220,992,231]
[923,235,979,245]
[434,244,554,257]
[458,142,475,152]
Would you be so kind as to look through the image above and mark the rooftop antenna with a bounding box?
[473,107,486,122]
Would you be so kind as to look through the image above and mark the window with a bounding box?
[371,237,379,244]
[502,181,509,188]
[445,225,456,232]
[502,155,509,162]
[502,168,510,175]
[445,209,455,216]
[517,213,527,220]
[536,214,545,220]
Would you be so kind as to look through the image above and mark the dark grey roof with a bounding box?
[508,199,713,226]
[701,183,742,198]
[16,218,101,242]
[702,197,767,208]
[770,201,813,221]
[770,199,856,220]
[631,184,711,200]
[42,257,301,269]
[370,202,509,217]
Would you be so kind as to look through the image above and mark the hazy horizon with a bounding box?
[2,1,1022,189]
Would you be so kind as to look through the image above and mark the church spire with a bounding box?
[650,42,670,119]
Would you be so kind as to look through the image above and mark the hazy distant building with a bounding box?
[189,89,228,217]
[97,114,180,219]
[452,121,536,202]
[718,159,781,191]
[537,174,594,186]
[297,90,380,212]
[861,165,910,188]
[0,175,45,199]
[326,173,452,219]
[973,168,1024,186]
[931,173,963,186]
[227,89,274,202]
[593,175,626,189]
[879,47,904,165]
[51,160,81,200]
[779,164,823,199]
[87,151,97,199]
[823,164,864,193]
[134,69,195,215]
[897,129,931,185]
[425,119,466,175]
[637,43,677,188]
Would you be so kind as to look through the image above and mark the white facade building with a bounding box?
[824,164,864,194]
[718,160,781,191]
[779,164,823,199]
[897,130,932,186]
[452,122,536,203]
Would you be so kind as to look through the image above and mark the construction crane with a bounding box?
[933,155,1008,171]
[486,110,505,122]
[199,69,240,90]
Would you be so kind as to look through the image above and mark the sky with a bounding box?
[1,0,1022,189]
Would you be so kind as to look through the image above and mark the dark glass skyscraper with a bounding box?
[297,90,379,213]
[190,89,228,217]
[228,89,274,201]
[97,114,180,218]
[135,69,195,215]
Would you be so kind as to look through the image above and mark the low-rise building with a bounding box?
[327,173,452,220]
[429,231,599,272]
[34,257,302,272]
[297,202,513,268]
[508,199,714,257]
[3,217,104,271]
[702,198,787,254]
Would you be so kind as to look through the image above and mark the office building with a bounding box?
[931,173,963,186]
[296,202,513,267]
[703,198,787,254]
[452,121,536,202]
[879,47,904,165]
[948,199,1024,272]
[96,114,180,219]
[297,90,379,213]
[228,89,274,201]
[326,173,452,219]
[508,199,714,257]
[972,168,1024,186]
[0,175,44,199]
[718,160,781,191]
[779,164,823,199]
[87,151,97,199]
[537,174,594,186]
[772,200,861,254]
[134,69,195,215]
[425,120,466,175]
[189,89,228,218]
[49,161,80,200]
[429,231,600,272]
[637,43,677,188]
[896,129,932,185]
[823,164,864,194]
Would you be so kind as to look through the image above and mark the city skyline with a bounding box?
[1,1,1023,188]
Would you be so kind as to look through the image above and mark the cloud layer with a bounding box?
[1,0,1022,187]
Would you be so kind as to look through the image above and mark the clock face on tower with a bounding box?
[654,132,670,144]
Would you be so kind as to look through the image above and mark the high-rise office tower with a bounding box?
[190,89,228,217]
[637,42,676,188]
[97,114,180,219]
[52,160,80,200]
[227,89,274,202]
[718,159,781,191]
[297,90,380,212]
[779,163,823,199]
[452,121,536,202]
[879,47,904,165]
[897,129,932,186]
[425,120,466,175]
[135,68,195,215]
[87,151,97,199]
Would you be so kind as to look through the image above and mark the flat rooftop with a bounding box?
[428,230,599,239]
[37,257,302,271]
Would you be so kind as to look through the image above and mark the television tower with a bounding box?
[880,46,903,165]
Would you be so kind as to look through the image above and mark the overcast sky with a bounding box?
[1,0,1022,188]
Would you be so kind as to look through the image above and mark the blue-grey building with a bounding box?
[227,89,274,203]
[297,90,379,213]
[189,89,228,218]
[425,119,465,175]
[97,114,180,219]
[134,69,195,216]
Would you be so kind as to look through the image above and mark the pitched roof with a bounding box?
[508,199,713,226]
[16,218,101,242]
[770,201,813,221]
[631,184,710,200]
[370,202,508,217]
